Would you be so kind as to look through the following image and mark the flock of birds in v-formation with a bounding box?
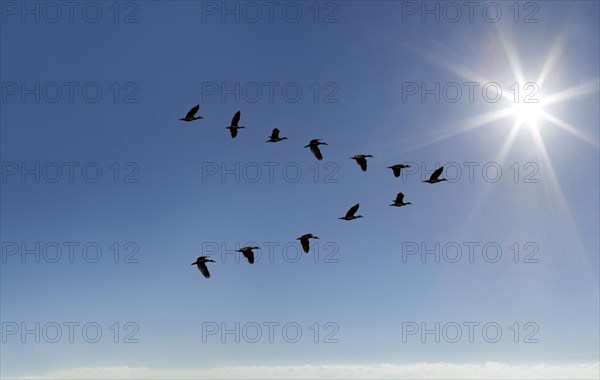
[181,104,448,279]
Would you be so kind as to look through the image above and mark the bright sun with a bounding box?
[511,101,544,128]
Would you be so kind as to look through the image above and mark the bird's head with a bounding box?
[366,155,373,158]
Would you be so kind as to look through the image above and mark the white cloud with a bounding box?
[15,362,600,379]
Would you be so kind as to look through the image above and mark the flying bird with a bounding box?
[423,166,447,184]
[266,128,288,143]
[227,111,245,138]
[339,203,364,220]
[191,256,216,279]
[304,139,328,160]
[179,104,204,122]
[236,246,260,264]
[388,164,410,178]
[390,192,412,207]
[297,233,319,253]
[351,154,373,172]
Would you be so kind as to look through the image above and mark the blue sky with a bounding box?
[1,1,599,378]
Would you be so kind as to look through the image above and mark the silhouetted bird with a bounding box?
[423,166,447,184]
[297,233,319,253]
[304,139,328,160]
[266,128,288,143]
[227,111,245,138]
[388,164,410,178]
[390,192,412,207]
[339,203,364,220]
[180,104,204,122]
[191,256,215,279]
[236,246,260,264]
[351,154,373,172]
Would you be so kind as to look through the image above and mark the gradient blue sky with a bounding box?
[1,1,599,378]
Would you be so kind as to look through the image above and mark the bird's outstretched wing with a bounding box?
[357,157,367,171]
[186,104,199,119]
[346,203,360,218]
[395,192,405,204]
[198,262,211,278]
[271,128,280,139]
[300,238,310,253]
[229,127,238,138]
[392,167,401,177]
[231,111,241,126]
[311,145,323,160]
[243,251,254,264]
[430,166,444,181]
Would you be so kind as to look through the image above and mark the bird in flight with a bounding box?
[423,166,447,184]
[297,233,319,253]
[266,128,288,143]
[191,256,216,279]
[227,111,245,138]
[236,246,260,264]
[179,104,204,122]
[305,139,328,160]
[351,154,373,172]
[339,203,364,220]
[388,164,410,178]
[390,192,412,207]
